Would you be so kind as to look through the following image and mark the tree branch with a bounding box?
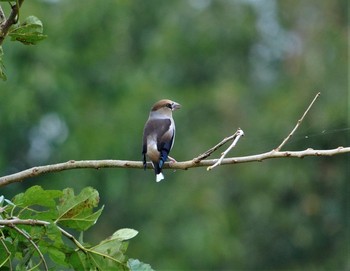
[276,92,321,151]
[0,218,85,251]
[0,92,348,187]
[192,129,242,162]
[0,147,348,187]
[0,0,24,45]
[207,128,244,171]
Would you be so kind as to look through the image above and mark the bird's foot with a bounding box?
[168,156,177,172]
[168,156,177,163]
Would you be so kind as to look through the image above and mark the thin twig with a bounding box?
[0,218,126,265]
[55,225,87,251]
[0,5,6,25]
[10,225,48,271]
[0,237,12,270]
[193,129,242,163]
[0,218,86,251]
[207,129,244,171]
[276,92,321,151]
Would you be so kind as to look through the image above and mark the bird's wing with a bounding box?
[142,118,172,150]
[156,119,174,169]
[142,132,148,170]
[142,118,173,169]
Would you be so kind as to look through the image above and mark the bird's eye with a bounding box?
[166,103,172,109]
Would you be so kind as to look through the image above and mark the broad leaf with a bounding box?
[88,252,129,271]
[45,223,65,247]
[48,247,68,267]
[87,229,138,266]
[1,187,149,269]
[56,187,104,231]
[13,185,62,208]
[0,241,11,267]
[128,258,154,271]
[91,235,128,261]
[68,250,91,270]
[9,16,47,45]
[91,228,138,253]
[113,228,139,241]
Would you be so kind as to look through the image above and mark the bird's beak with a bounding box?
[172,102,181,111]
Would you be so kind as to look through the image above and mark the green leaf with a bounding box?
[48,247,68,267]
[56,187,104,231]
[86,228,138,268]
[45,223,65,247]
[91,228,138,255]
[12,185,62,208]
[0,239,11,267]
[88,252,129,271]
[128,258,154,271]
[67,250,91,270]
[90,235,127,262]
[87,228,138,266]
[9,16,47,45]
[112,228,139,241]
[1,188,150,270]
[10,186,62,221]
[0,46,6,81]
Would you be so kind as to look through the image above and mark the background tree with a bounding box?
[0,0,348,270]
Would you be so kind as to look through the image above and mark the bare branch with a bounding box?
[276,92,321,151]
[0,218,50,226]
[207,128,244,171]
[0,147,348,187]
[193,129,242,162]
[0,91,347,187]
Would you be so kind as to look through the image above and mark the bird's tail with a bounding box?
[156,172,164,182]
[152,162,165,182]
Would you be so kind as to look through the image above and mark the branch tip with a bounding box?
[276,92,321,151]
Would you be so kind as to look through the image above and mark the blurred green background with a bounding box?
[1,0,348,270]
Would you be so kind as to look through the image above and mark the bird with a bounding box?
[142,99,181,182]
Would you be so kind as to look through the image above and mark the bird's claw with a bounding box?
[168,156,177,163]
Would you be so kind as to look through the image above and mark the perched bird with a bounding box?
[142,99,181,182]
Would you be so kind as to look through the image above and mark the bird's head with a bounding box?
[150,99,181,117]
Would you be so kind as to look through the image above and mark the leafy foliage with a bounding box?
[9,16,47,45]
[0,3,47,80]
[0,186,153,270]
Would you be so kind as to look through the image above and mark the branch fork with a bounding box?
[206,128,244,171]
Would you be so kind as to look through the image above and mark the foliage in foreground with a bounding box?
[0,186,153,271]
[0,0,47,80]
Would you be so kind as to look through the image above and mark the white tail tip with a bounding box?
[156,173,164,182]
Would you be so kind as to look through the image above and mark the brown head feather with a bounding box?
[151,99,180,111]
[151,99,174,111]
